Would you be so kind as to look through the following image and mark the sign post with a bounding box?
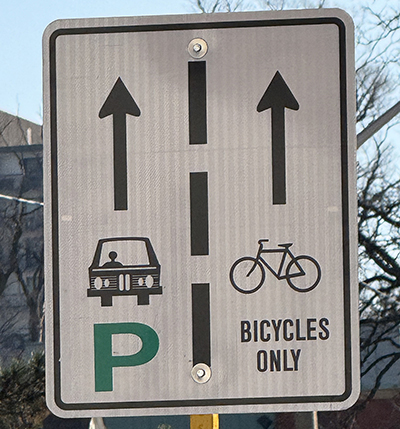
[44,9,359,418]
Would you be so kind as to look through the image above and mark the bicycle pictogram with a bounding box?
[229,239,321,294]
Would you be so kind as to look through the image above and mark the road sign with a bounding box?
[43,9,359,418]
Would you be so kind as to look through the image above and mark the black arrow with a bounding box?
[99,77,140,211]
[257,71,299,205]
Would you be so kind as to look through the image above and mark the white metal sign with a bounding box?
[43,9,359,417]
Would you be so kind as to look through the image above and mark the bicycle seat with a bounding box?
[278,242,293,248]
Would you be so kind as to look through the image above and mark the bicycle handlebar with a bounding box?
[258,239,269,245]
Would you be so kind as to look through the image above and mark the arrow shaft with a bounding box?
[271,107,286,205]
[113,113,128,211]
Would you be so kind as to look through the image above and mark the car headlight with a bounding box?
[145,275,154,288]
[94,277,102,290]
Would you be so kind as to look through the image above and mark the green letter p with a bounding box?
[94,322,159,392]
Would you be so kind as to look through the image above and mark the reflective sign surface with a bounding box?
[43,9,359,417]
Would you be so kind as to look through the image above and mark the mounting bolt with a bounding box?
[191,363,212,384]
[188,38,208,59]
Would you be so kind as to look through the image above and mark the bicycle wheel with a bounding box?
[286,255,321,293]
[229,257,265,294]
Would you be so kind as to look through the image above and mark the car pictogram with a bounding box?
[87,237,163,307]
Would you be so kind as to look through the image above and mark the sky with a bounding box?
[0,0,190,124]
[0,0,391,127]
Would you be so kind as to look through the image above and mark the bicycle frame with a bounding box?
[251,243,305,280]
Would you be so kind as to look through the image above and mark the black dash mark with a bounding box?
[257,71,299,205]
[99,77,141,211]
[192,283,211,366]
[190,172,209,256]
[189,61,207,145]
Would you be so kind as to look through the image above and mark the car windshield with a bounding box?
[99,240,150,267]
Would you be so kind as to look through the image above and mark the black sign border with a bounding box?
[49,15,354,412]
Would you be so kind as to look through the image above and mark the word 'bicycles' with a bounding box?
[229,239,321,294]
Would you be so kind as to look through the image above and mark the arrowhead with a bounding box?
[257,71,299,112]
[99,77,141,118]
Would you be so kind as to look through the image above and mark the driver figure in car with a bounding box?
[102,251,123,268]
